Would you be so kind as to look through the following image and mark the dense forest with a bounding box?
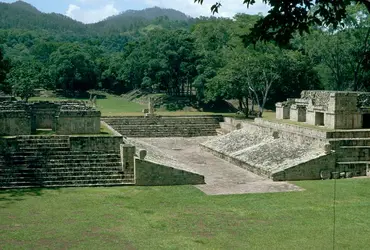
[0,1,369,115]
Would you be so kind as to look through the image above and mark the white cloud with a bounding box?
[66,2,119,23]
[65,0,269,23]
[143,0,269,18]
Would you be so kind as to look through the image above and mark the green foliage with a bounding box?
[0,46,11,93]
[48,44,100,94]
[195,0,370,45]
[0,1,368,113]
[6,60,43,101]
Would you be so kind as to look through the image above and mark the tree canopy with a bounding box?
[195,0,370,45]
[0,2,368,115]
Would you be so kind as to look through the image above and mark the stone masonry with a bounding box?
[0,101,101,136]
[276,90,370,129]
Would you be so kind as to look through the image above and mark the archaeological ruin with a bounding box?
[1,90,369,191]
[276,90,370,129]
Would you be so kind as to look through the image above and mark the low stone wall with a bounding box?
[254,118,328,140]
[135,158,205,186]
[271,154,336,181]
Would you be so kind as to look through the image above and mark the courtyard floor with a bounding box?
[127,137,302,195]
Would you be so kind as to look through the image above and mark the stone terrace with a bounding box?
[0,135,133,188]
[103,116,223,137]
[202,118,370,180]
[201,124,327,178]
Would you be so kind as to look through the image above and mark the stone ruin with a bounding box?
[143,97,157,118]
[0,91,13,102]
[0,100,101,136]
[0,99,205,189]
[201,90,370,181]
[276,90,370,129]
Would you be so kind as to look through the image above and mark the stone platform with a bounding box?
[201,118,370,181]
[102,115,223,137]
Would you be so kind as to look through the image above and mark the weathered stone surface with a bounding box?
[103,116,223,137]
[277,90,370,129]
[135,158,205,186]
[0,101,101,136]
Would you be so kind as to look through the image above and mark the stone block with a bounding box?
[290,104,306,122]
[276,103,290,119]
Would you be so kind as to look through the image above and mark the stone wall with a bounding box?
[0,101,101,136]
[30,102,59,129]
[271,154,336,181]
[56,111,101,135]
[0,102,31,136]
[135,158,205,186]
[279,91,369,129]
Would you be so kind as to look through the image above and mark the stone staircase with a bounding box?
[0,136,133,188]
[103,116,223,137]
[329,137,370,177]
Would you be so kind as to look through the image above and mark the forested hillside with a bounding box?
[0,1,369,114]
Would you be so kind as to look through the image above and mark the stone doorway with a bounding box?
[315,112,325,126]
[362,114,370,128]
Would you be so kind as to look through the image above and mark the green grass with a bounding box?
[29,95,240,117]
[1,179,370,249]
[29,95,146,116]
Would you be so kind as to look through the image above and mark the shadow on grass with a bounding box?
[0,188,58,208]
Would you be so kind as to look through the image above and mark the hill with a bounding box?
[0,1,192,34]
[0,1,88,34]
[91,7,192,32]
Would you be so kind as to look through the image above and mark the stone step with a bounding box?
[7,151,119,157]
[0,179,134,188]
[0,182,134,189]
[336,161,368,176]
[0,166,124,173]
[3,162,122,169]
[106,122,221,126]
[17,142,70,146]
[340,146,370,149]
[110,124,220,128]
[16,136,69,140]
[17,138,69,143]
[336,147,370,161]
[0,174,125,181]
[327,130,370,139]
[335,139,370,147]
[103,118,222,125]
[9,154,120,161]
[18,147,70,152]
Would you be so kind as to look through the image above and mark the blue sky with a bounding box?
[1,0,270,23]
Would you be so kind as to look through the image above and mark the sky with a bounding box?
[1,0,270,24]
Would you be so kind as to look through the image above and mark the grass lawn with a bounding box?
[29,95,146,116]
[1,179,369,249]
[29,95,268,117]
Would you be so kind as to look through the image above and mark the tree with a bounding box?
[296,5,370,91]
[7,61,42,101]
[195,0,370,45]
[0,46,11,93]
[48,44,99,94]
